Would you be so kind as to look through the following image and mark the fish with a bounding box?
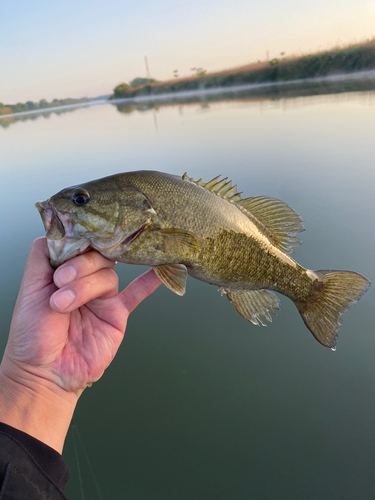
[35,170,370,349]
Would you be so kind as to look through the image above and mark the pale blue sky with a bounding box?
[1,0,374,103]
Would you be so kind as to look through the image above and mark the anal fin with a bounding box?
[153,264,188,296]
[226,289,280,326]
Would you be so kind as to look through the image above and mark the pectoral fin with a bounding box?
[153,227,202,254]
[153,264,188,296]
[226,289,280,326]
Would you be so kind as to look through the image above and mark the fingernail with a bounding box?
[53,290,76,311]
[55,266,77,287]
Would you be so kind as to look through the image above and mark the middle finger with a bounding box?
[51,267,119,313]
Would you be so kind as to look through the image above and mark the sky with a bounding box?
[1,0,374,103]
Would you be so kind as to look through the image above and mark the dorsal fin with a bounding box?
[182,172,243,203]
[238,196,304,253]
[182,173,304,254]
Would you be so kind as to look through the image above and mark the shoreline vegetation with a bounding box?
[112,72,375,113]
[2,70,374,129]
[0,97,90,117]
[112,39,375,99]
[0,96,109,118]
[1,39,375,122]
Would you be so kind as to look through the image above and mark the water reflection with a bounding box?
[1,87,374,500]
[0,105,84,128]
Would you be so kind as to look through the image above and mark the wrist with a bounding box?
[0,358,79,453]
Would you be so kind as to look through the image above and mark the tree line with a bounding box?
[0,97,90,115]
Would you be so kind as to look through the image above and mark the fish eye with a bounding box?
[72,190,90,206]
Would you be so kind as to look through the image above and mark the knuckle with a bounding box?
[136,274,153,296]
[106,269,119,288]
[83,251,98,271]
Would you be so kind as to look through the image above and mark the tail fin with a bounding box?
[296,270,370,348]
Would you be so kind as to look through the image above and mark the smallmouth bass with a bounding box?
[35,170,370,348]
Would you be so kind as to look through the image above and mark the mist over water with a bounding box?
[0,89,374,499]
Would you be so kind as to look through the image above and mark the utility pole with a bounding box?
[145,56,151,78]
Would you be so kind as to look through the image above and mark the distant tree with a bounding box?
[113,83,132,98]
[26,101,38,110]
[130,77,156,87]
[14,103,29,112]
[0,102,10,116]
[191,67,207,77]
[0,106,13,116]
[39,99,49,108]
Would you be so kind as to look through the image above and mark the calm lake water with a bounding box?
[1,89,374,500]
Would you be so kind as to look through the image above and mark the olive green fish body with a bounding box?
[35,170,370,348]
[98,172,305,290]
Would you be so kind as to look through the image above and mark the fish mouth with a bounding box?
[35,200,90,268]
[35,200,66,240]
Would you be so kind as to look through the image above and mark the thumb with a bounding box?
[20,238,54,295]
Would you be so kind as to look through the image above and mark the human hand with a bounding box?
[0,237,161,451]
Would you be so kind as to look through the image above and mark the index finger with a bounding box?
[53,250,115,288]
[119,268,162,314]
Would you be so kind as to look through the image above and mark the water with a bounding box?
[1,90,374,500]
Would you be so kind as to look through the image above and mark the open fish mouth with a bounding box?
[35,200,66,240]
[35,200,90,268]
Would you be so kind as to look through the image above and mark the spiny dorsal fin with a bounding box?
[182,173,304,254]
[182,172,243,203]
[238,196,304,253]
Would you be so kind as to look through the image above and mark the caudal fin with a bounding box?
[296,270,370,348]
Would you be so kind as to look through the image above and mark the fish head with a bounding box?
[36,178,157,268]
